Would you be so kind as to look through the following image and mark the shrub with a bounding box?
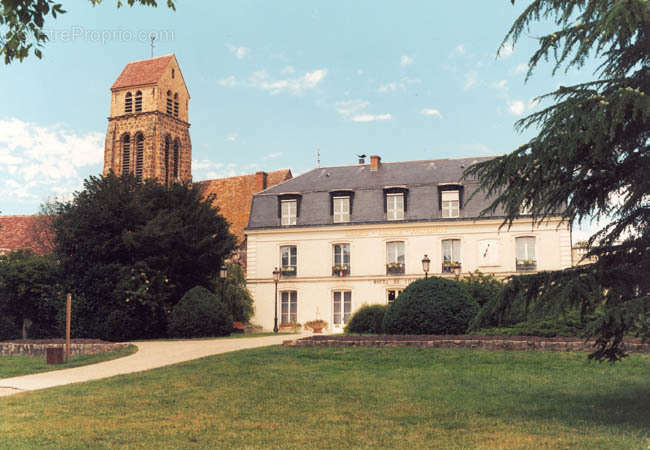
[458,271,504,307]
[345,304,387,334]
[168,286,233,338]
[382,277,479,335]
[0,315,20,341]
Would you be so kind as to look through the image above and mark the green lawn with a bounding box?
[0,345,137,379]
[1,347,648,449]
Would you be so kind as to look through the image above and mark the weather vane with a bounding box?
[150,34,156,58]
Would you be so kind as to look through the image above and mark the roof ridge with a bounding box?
[123,54,175,65]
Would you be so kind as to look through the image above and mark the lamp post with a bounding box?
[219,264,228,301]
[421,254,431,279]
[272,267,281,333]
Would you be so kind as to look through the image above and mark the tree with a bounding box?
[465,0,649,360]
[48,173,237,340]
[0,0,176,64]
[220,263,254,323]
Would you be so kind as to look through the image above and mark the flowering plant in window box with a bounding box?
[332,264,350,277]
[281,265,296,276]
[386,262,405,274]
[305,319,328,333]
[278,322,301,332]
[516,260,537,271]
[442,261,461,273]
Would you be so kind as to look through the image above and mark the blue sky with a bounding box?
[0,1,597,239]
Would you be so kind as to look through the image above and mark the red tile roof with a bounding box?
[195,169,292,243]
[0,215,54,255]
[111,54,175,90]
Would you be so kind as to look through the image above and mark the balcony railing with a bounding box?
[332,265,350,277]
[516,260,537,272]
[281,266,297,277]
[386,263,405,275]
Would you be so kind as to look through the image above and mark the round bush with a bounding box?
[382,277,479,335]
[168,286,233,338]
[345,304,387,334]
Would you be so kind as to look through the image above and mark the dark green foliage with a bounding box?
[382,277,479,335]
[0,315,20,340]
[464,0,649,361]
[0,0,176,64]
[345,304,387,334]
[458,271,504,307]
[168,286,233,338]
[49,173,236,339]
[0,250,64,339]
[219,263,254,323]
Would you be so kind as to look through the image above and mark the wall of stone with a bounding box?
[0,342,132,357]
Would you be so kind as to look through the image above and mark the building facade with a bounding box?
[245,155,572,331]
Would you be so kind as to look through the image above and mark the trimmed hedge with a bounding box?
[345,304,387,334]
[382,277,479,334]
[168,286,233,338]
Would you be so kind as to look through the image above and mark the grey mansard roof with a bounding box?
[246,156,504,230]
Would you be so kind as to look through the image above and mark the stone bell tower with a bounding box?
[103,54,192,184]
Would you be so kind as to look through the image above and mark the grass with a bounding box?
[1,347,648,449]
[0,345,137,379]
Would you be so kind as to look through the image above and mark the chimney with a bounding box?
[370,155,381,171]
[255,171,268,192]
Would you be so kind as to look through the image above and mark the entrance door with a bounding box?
[332,291,351,328]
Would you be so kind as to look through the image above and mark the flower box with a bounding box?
[516,261,537,272]
[386,263,405,275]
[332,265,350,277]
[442,262,461,274]
[281,266,296,277]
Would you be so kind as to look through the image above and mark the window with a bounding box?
[166,91,172,115]
[135,133,144,182]
[281,291,297,325]
[173,93,179,118]
[332,243,350,276]
[280,245,297,276]
[333,196,350,223]
[387,288,403,305]
[332,291,351,327]
[442,239,461,273]
[172,139,180,180]
[121,134,130,174]
[386,193,404,220]
[135,91,142,113]
[124,92,132,114]
[281,200,297,225]
[441,190,459,218]
[171,68,175,79]
[163,136,171,185]
[386,241,405,274]
[516,237,536,271]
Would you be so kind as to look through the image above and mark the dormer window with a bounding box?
[329,190,354,223]
[166,91,172,115]
[124,92,132,114]
[173,93,179,118]
[278,194,301,226]
[135,91,142,113]
[384,187,408,221]
[441,191,459,218]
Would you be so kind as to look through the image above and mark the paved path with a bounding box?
[0,334,293,397]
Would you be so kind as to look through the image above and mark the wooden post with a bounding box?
[65,293,71,363]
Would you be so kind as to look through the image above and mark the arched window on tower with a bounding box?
[173,93,179,118]
[173,139,180,181]
[135,133,144,182]
[164,135,171,185]
[124,92,132,114]
[135,91,143,112]
[166,90,172,115]
[121,134,131,174]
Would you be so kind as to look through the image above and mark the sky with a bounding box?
[0,1,599,240]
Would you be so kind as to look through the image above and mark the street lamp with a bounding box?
[421,254,431,279]
[272,267,281,333]
[219,264,228,301]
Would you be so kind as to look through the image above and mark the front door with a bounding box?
[332,291,351,329]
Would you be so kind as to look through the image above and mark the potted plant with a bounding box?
[305,319,328,333]
[332,264,349,277]
[278,322,302,333]
[442,260,461,273]
[386,262,405,274]
[516,259,537,271]
[281,265,296,276]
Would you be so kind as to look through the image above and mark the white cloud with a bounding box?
[336,100,391,123]
[528,97,540,109]
[491,79,508,90]
[498,43,514,59]
[508,100,526,115]
[226,133,238,142]
[421,108,442,118]
[400,55,414,67]
[226,44,249,59]
[0,118,103,206]
[378,82,397,93]
[352,113,392,122]
[264,152,282,160]
[220,69,327,95]
[513,63,528,75]
[453,44,465,56]
[463,71,479,90]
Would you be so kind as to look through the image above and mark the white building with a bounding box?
[245,155,571,332]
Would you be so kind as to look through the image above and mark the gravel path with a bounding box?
[0,334,293,397]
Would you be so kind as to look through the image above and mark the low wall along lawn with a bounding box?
[0,340,131,357]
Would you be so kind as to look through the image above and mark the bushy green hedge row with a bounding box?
[345,304,387,334]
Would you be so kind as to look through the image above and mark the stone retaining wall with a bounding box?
[284,337,650,353]
[0,342,131,357]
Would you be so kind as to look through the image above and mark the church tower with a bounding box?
[103,54,192,184]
